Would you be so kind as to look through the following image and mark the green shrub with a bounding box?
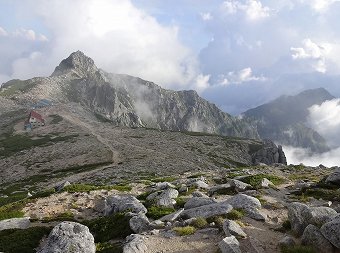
[207,216,225,228]
[241,174,285,189]
[43,211,75,222]
[83,213,132,242]
[136,192,150,201]
[281,245,316,253]
[0,226,51,253]
[96,242,123,253]
[192,217,208,229]
[30,188,56,199]
[146,206,176,219]
[174,197,187,208]
[0,200,26,221]
[226,209,245,220]
[173,226,196,236]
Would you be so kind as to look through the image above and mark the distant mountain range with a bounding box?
[0,51,336,153]
[243,88,334,153]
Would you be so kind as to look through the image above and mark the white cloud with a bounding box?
[291,39,332,73]
[194,74,210,93]
[284,145,340,167]
[300,0,340,12]
[308,98,340,147]
[0,26,8,36]
[218,67,267,85]
[12,28,48,41]
[1,0,202,90]
[200,12,213,21]
[222,0,271,21]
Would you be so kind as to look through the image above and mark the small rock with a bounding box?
[55,181,71,192]
[192,180,209,189]
[181,202,233,219]
[218,236,241,253]
[105,195,147,215]
[223,220,247,238]
[261,178,274,188]
[192,191,209,198]
[123,234,147,253]
[129,213,151,234]
[183,197,217,210]
[154,182,175,190]
[230,179,252,192]
[278,236,295,248]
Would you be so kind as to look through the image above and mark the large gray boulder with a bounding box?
[218,236,242,253]
[287,202,310,236]
[302,224,334,253]
[229,179,252,192]
[129,213,151,234]
[224,194,264,221]
[208,183,233,195]
[123,234,147,253]
[326,168,340,185]
[156,188,179,207]
[105,195,147,215]
[184,197,217,210]
[0,217,30,231]
[304,206,337,226]
[38,222,95,253]
[223,220,247,238]
[181,202,233,219]
[320,215,340,249]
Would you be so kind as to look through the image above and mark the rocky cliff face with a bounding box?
[243,88,334,153]
[1,51,259,139]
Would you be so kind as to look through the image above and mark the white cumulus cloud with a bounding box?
[222,0,271,21]
[218,67,267,85]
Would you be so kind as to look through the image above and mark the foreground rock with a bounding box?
[225,194,264,221]
[223,220,247,238]
[320,215,340,249]
[181,202,233,219]
[123,234,147,253]
[129,213,151,234]
[38,222,95,253]
[0,217,30,231]
[105,195,147,215]
[183,197,217,209]
[326,168,340,185]
[218,236,241,253]
[301,224,334,253]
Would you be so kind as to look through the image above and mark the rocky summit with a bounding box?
[0,51,339,253]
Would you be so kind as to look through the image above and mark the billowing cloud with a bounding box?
[300,0,340,12]
[218,67,267,85]
[194,74,211,93]
[308,98,340,147]
[0,0,202,89]
[222,0,271,21]
[200,12,213,21]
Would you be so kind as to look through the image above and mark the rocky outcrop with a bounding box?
[38,222,95,253]
[0,217,30,231]
[251,140,287,165]
[326,168,340,185]
[105,195,147,215]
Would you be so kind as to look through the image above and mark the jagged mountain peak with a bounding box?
[51,50,98,77]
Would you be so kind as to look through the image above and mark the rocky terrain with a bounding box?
[0,51,340,253]
[243,88,334,153]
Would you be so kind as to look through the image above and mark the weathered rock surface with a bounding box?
[326,168,340,185]
[0,217,30,231]
[230,179,252,192]
[38,222,95,253]
[129,213,151,234]
[279,236,295,248]
[223,220,247,238]
[183,197,217,210]
[208,183,233,195]
[302,224,334,253]
[218,236,242,253]
[251,140,287,165]
[105,195,147,215]
[123,234,147,253]
[320,215,340,249]
[287,202,310,236]
[181,202,233,219]
[225,194,264,221]
[261,178,273,188]
[156,188,179,208]
[159,209,184,222]
[304,206,337,226]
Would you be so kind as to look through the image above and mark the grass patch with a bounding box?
[297,188,340,201]
[49,114,63,124]
[226,209,245,220]
[207,216,225,228]
[83,213,132,242]
[240,174,285,189]
[173,226,196,236]
[0,79,36,96]
[0,226,51,253]
[42,211,75,222]
[255,195,267,205]
[192,217,208,229]
[0,200,27,221]
[281,245,316,253]
[96,242,123,253]
[175,197,187,208]
[146,206,176,220]
[63,183,131,193]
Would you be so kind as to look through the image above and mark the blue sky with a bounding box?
[1,0,340,114]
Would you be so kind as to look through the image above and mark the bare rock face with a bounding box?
[38,222,95,253]
[251,140,287,165]
[218,236,242,253]
[105,195,147,215]
[123,234,147,253]
[320,215,340,249]
[302,224,334,253]
[181,202,233,219]
[0,217,30,231]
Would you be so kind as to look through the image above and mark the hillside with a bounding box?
[243,88,334,153]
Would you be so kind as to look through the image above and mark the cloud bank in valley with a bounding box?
[284,98,340,166]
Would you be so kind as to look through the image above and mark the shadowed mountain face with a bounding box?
[1,51,259,139]
[243,88,335,153]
